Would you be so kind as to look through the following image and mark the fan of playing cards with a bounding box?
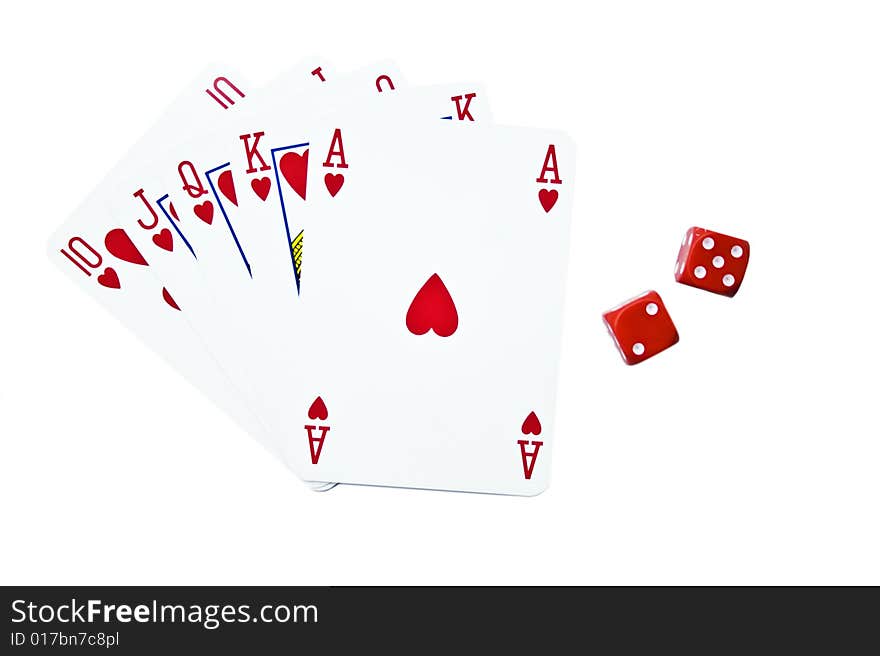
[48,60,575,495]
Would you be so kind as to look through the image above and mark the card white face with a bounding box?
[93,61,400,493]
[131,78,493,487]
[48,62,335,491]
[47,66,280,457]
[118,65,411,483]
[282,116,575,494]
[49,60,554,495]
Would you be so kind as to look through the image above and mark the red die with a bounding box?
[674,227,750,297]
[603,291,679,365]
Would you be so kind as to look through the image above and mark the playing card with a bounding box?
[47,64,334,486]
[209,81,495,485]
[133,72,492,486]
[283,115,575,494]
[94,59,341,491]
[108,64,410,487]
[50,50,570,496]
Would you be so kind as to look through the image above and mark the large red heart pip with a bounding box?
[538,189,558,213]
[308,396,328,421]
[217,170,238,206]
[105,228,147,266]
[251,176,271,201]
[406,273,458,337]
[280,149,309,201]
[521,411,542,436]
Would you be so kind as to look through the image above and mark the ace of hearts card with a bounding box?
[279,113,575,494]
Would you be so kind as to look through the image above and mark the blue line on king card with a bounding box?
[156,194,196,258]
[206,163,252,277]
[271,142,309,296]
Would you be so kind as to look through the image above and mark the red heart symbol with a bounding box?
[538,188,558,213]
[406,273,458,337]
[521,411,542,436]
[251,176,271,201]
[152,228,173,251]
[218,170,238,206]
[162,287,180,310]
[280,149,309,201]
[168,202,180,222]
[97,267,120,289]
[324,172,344,197]
[105,228,147,266]
[308,396,328,421]
[193,201,214,225]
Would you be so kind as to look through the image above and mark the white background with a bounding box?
[1,1,878,585]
